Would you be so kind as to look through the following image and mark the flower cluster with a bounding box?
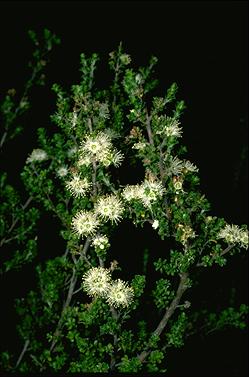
[78,132,124,168]
[26,149,48,163]
[66,175,91,197]
[57,166,68,178]
[92,235,110,250]
[152,219,159,230]
[217,224,248,249]
[82,267,111,297]
[132,141,147,150]
[156,117,182,138]
[177,224,196,245]
[167,156,198,176]
[82,267,134,308]
[122,179,165,208]
[106,279,134,308]
[71,194,124,237]
[95,195,124,224]
[72,210,100,237]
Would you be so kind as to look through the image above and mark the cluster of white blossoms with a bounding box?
[82,267,134,308]
[95,195,124,224]
[82,267,111,297]
[167,156,198,176]
[66,175,91,197]
[57,166,68,178]
[26,149,48,163]
[177,224,196,245]
[67,146,78,158]
[132,141,147,150]
[92,235,110,250]
[217,224,248,249]
[71,194,124,237]
[72,210,100,237]
[152,219,159,230]
[122,179,165,208]
[78,132,124,168]
[156,117,183,138]
[106,279,134,308]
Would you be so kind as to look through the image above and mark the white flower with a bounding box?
[26,149,48,163]
[79,132,123,168]
[156,117,182,138]
[67,146,78,158]
[183,160,199,173]
[164,119,182,138]
[72,210,100,237]
[217,224,248,249]
[57,166,68,178]
[106,279,134,308]
[66,175,91,197]
[82,132,112,157]
[111,150,124,167]
[78,154,92,167]
[132,142,147,150]
[140,180,165,207]
[95,195,124,224]
[122,184,143,202]
[167,156,184,176]
[92,235,110,250]
[177,224,196,245]
[120,53,131,65]
[122,180,165,208]
[82,267,111,297]
[152,220,159,230]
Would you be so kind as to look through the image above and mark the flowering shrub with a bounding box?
[0,33,248,373]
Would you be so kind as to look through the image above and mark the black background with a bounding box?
[0,1,248,376]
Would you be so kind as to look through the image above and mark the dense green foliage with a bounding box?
[0,32,248,373]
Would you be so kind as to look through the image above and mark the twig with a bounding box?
[109,306,119,370]
[15,339,30,368]
[196,245,234,267]
[46,238,91,358]
[137,272,189,363]
[145,111,153,145]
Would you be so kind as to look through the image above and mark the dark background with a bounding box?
[0,1,248,376]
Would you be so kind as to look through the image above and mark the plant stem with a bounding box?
[137,272,189,363]
[145,112,153,145]
[15,339,30,368]
[196,245,234,267]
[109,306,119,370]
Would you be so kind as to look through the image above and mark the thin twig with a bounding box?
[137,272,189,363]
[109,306,119,370]
[145,112,153,145]
[196,245,234,267]
[15,339,30,368]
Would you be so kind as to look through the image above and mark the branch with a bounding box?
[145,112,153,145]
[137,272,189,363]
[109,306,119,370]
[47,238,91,357]
[196,244,234,267]
[0,196,33,247]
[15,339,30,368]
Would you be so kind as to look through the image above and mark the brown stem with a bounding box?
[137,272,189,363]
[145,112,153,145]
[48,238,91,356]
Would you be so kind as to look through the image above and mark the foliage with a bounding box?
[0,33,248,373]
